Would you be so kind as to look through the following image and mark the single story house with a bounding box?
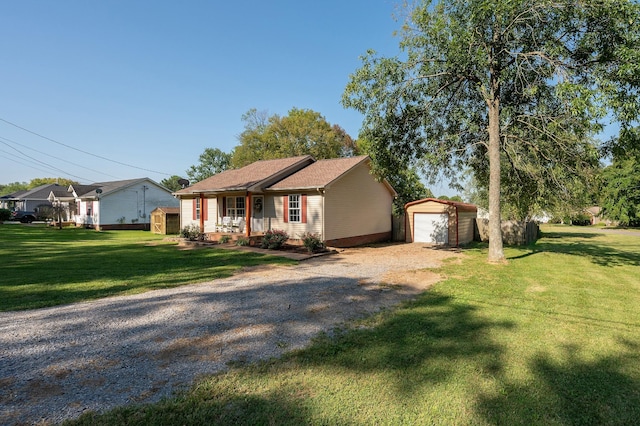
[174,155,397,247]
[0,184,65,213]
[405,198,477,246]
[48,178,178,230]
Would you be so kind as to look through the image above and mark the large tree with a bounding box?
[28,178,77,189]
[343,0,640,262]
[186,148,232,183]
[231,108,358,168]
[160,175,188,192]
[600,127,640,225]
[0,182,28,196]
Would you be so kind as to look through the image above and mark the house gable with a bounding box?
[175,155,314,195]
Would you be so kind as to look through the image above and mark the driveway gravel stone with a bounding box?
[0,244,461,425]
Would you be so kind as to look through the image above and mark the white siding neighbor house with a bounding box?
[49,178,178,230]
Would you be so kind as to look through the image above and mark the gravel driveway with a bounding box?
[0,244,461,425]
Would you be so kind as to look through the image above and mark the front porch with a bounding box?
[203,231,265,246]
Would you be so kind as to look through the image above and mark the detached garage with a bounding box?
[405,198,477,246]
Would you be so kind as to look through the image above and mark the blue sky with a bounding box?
[1,1,419,188]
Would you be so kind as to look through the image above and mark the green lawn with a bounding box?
[64,225,640,425]
[0,224,295,311]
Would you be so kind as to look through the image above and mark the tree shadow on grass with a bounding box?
[62,291,513,425]
[65,384,310,426]
[294,292,514,398]
[476,341,640,425]
[70,390,313,426]
[507,231,640,267]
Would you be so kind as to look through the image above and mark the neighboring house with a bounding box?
[174,155,397,247]
[0,184,65,213]
[0,190,27,210]
[48,178,178,230]
[585,206,602,225]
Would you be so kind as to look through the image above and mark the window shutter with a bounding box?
[192,199,197,220]
[283,195,288,223]
[202,197,208,220]
[222,197,227,216]
[301,194,307,223]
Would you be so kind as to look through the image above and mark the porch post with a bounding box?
[245,192,251,237]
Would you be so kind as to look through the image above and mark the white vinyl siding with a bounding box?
[180,197,217,233]
[266,194,322,238]
[95,182,177,227]
[323,162,393,241]
[180,198,195,229]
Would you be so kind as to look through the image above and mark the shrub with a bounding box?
[0,209,11,221]
[569,214,592,226]
[219,234,232,244]
[300,232,325,253]
[260,229,289,250]
[180,224,201,241]
[236,236,250,246]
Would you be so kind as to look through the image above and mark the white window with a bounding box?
[195,198,201,220]
[288,194,301,223]
[226,196,245,219]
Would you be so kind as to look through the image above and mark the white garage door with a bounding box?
[414,213,449,244]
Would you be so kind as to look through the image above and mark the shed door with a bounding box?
[414,213,448,244]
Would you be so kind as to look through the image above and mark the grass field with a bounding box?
[0,224,295,311]
[62,225,640,425]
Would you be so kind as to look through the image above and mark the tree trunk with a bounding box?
[487,99,505,263]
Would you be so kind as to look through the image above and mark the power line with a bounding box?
[0,135,121,180]
[0,152,72,178]
[0,117,172,176]
[0,141,90,181]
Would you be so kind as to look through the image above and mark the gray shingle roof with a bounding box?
[11,184,67,200]
[70,179,145,198]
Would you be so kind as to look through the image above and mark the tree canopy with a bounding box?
[186,148,232,183]
[231,108,358,168]
[27,177,77,189]
[343,0,640,262]
[600,127,640,226]
[160,175,188,192]
[0,182,28,196]
[0,178,78,196]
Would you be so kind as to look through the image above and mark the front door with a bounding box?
[251,195,264,233]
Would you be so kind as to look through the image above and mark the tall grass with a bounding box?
[66,225,640,425]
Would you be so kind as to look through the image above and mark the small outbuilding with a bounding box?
[405,198,477,246]
[150,207,180,235]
